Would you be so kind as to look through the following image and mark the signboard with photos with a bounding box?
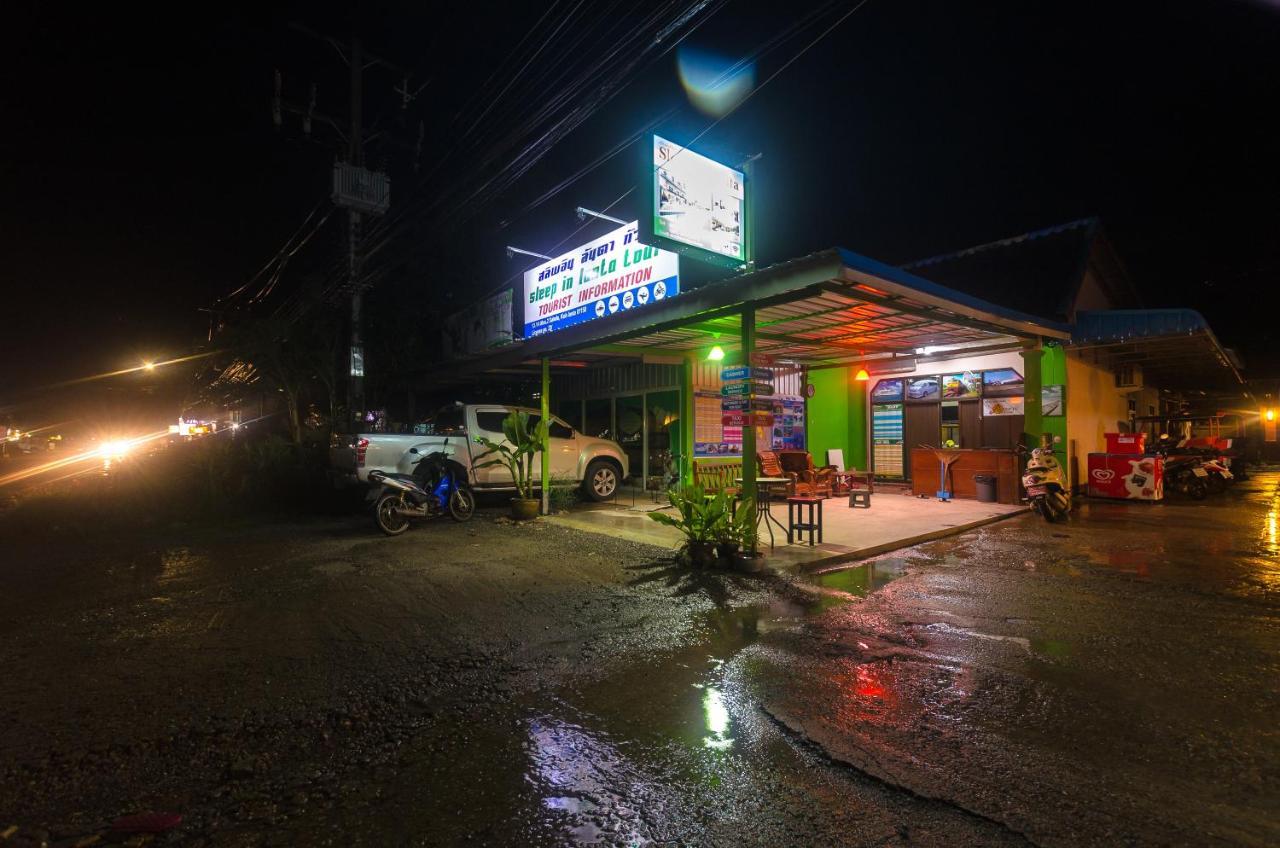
[643,135,747,268]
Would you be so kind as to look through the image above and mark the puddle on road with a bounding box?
[811,557,907,599]
[521,561,911,841]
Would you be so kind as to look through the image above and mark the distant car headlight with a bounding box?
[98,440,131,459]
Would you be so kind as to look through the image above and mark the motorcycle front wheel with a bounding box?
[375,493,412,536]
[449,487,476,522]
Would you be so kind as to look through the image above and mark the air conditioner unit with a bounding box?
[1114,364,1144,392]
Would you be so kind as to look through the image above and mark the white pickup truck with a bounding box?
[330,403,628,501]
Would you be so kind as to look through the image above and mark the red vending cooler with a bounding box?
[1087,453,1163,500]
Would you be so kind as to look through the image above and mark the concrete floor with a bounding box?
[553,489,1024,568]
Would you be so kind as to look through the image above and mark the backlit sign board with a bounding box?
[522,221,679,339]
[644,135,747,267]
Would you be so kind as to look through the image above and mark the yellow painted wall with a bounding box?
[1065,354,1132,458]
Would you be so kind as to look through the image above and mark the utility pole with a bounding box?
[348,38,365,417]
[276,25,410,426]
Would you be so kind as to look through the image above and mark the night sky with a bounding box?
[4,0,1279,411]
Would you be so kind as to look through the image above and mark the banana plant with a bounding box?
[474,410,548,500]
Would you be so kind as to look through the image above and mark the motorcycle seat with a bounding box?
[377,472,421,482]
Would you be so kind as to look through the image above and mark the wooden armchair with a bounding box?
[778,450,835,498]
[756,450,798,497]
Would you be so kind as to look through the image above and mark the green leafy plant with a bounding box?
[648,485,732,547]
[473,410,548,500]
[732,495,758,554]
[547,473,580,513]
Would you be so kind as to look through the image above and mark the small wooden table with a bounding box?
[735,476,792,549]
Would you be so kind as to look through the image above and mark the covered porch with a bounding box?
[549,487,1023,570]
[463,246,1070,511]
[454,245,1065,562]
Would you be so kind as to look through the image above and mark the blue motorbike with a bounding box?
[367,448,475,535]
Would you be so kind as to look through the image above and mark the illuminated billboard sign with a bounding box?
[522,221,679,339]
[644,135,747,267]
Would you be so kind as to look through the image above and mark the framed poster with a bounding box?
[906,376,941,402]
[1042,385,1065,416]
[983,397,1025,417]
[942,371,981,399]
[871,378,903,401]
[982,368,1024,398]
[872,402,905,478]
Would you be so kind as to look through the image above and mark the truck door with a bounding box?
[471,407,514,487]
[529,415,580,482]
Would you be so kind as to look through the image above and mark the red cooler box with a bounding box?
[1104,432,1147,454]
[1087,453,1163,500]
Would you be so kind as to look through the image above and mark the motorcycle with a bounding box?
[1021,440,1071,522]
[1200,455,1233,493]
[367,447,475,535]
[1162,453,1209,500]
[1155,435,1231,499]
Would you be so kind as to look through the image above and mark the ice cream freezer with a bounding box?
[1087,453,1163,501]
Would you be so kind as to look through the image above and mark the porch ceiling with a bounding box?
[600,286,1030,365]
[455,247,1070,378]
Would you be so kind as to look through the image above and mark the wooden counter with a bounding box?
[909,448,1021,505]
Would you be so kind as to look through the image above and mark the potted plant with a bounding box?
[647,485,729,568]
[731,497,766,573]
[474,410,548,520]
[714,500,742,565]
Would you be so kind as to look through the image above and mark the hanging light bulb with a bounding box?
[707,346,725,361]
[854,367,870,381]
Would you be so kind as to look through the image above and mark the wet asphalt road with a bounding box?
[0,473,1277,846]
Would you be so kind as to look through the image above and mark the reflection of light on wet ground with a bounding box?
[1265,499,1278,556]
[702,686,733,749]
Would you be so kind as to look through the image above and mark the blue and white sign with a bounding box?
[523,221,680,339]
[720,366,772,382]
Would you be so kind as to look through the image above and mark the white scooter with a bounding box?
[1022,437,1071,522]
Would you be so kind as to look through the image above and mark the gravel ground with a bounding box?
[5,475,1274,846]
[0,508,1020,846]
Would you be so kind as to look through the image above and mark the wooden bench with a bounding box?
[693,459,742,496]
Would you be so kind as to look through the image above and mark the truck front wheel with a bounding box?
[582,460,619,502]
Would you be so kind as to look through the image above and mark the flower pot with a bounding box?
[733,551,767,573]
[716,541,741,569]
[510,498,541,520]
[688,541,718,569]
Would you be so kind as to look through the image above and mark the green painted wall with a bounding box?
[807,367,853,469]
[848,373,868,470]
[1041,345,1068,449]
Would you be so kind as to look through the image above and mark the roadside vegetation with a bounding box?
[0,435,350,538]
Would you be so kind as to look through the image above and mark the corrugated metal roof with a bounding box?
[902,218,1105,322]
[1070,309,1243,387]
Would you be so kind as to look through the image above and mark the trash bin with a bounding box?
[974,474,997,503]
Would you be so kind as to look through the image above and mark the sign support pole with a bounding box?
[740,306,757,509]
[681,357,695,486]
[541,357,551,515]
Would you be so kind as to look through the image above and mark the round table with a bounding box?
[735,476,792,549]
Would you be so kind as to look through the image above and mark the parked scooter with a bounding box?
[368,446,475,535]
[1021,438,1071,522]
